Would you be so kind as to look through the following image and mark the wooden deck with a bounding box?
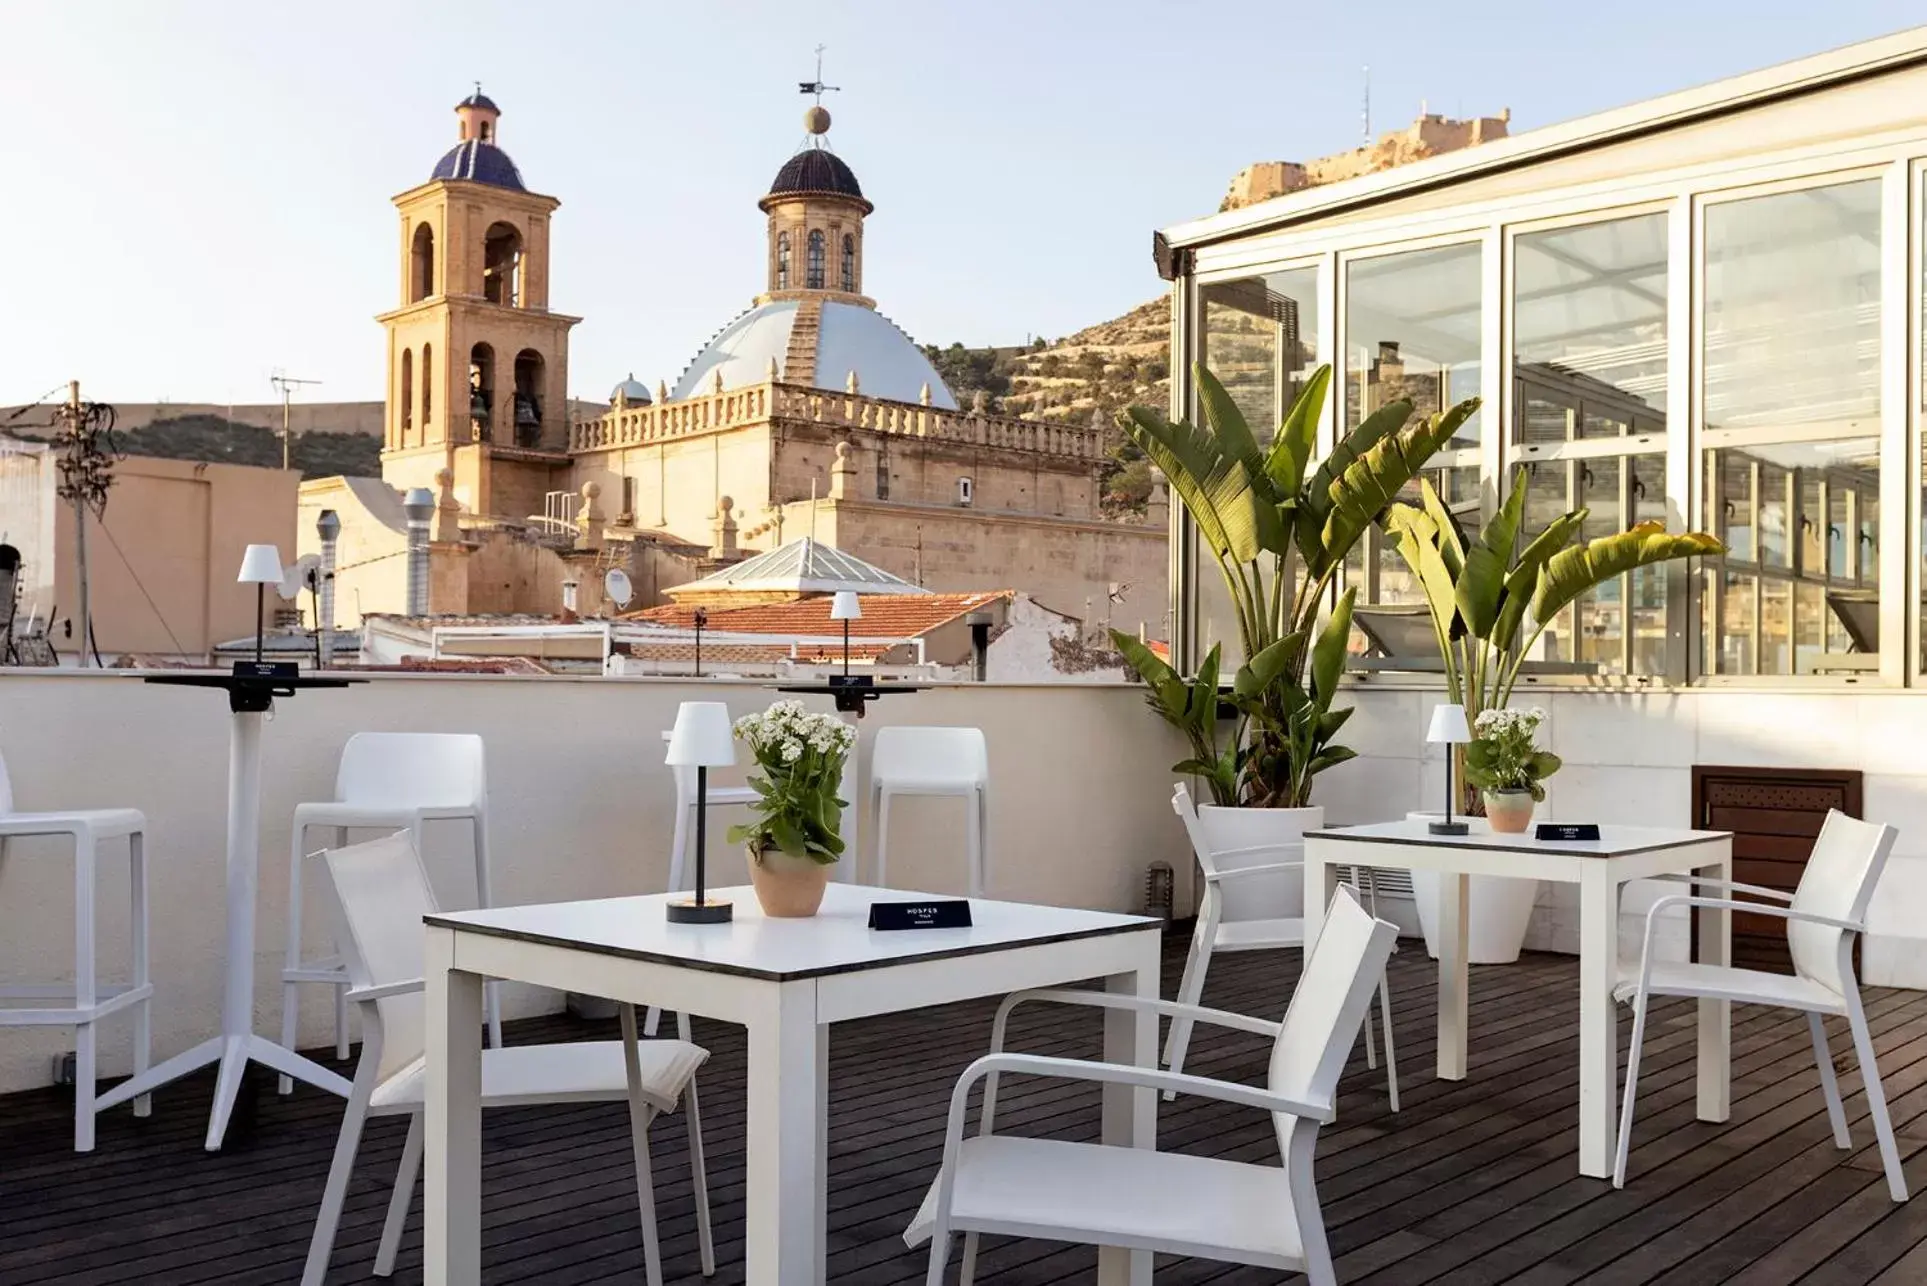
[5,930,1927,1284]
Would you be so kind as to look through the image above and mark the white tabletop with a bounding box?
[1306,818,1730,858]
[425,883,1158,982]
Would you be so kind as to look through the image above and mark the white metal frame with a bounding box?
[0,803,150,1152]
[869,725,990,897]
[1613,813,1907,1200]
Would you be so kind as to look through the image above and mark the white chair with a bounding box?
[0,750,150,1152]
[301,830,715,1286]
[907,884,1398,1286]
[1163,783,1399,1109]
[870,726,989,896]
[1615,809,1908,1201]
[280,731,500,1091]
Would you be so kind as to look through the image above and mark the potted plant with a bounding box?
[1385,465,1723,960]
[1465,706,1558,832]
[726,699,856,917]
[1113,362,1477,916]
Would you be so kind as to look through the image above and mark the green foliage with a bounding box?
[1116,362,1474,808]
[724,702,855,865]
[101,414,382,480]
[1463,707,1561,803]
[1110,634,1238,806]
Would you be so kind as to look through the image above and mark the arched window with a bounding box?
[400,348,414,438]
[469,343,495,440]
[806,230,825,289]
[421,342,433,428]
[776,231,791,289]
[410,223,435,302]
[513,349,545,448]
[840,234,855,292]
[483,221,522,306]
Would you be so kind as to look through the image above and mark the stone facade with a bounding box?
[1222,111,1511,211]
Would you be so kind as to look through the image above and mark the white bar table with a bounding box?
[96,671,357,1150]
[1303,821,1732,1180]
[423,882,1162,1285]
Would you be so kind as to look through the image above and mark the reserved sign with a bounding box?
[867,900,973,931]
[1536,823,1602,842]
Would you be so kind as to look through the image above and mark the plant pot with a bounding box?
[1483,789,1536,833]
[1406,812,1539,964]
[1195,804,1322,921]
[748,846,831,917]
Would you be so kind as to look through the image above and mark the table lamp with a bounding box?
[830,591,861,677]
[237,544,284,665]
[1427,702,1472,835]
[665,701,736,924]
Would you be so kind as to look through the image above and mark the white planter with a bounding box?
[1196,804,1322,922]
[1405,811,1540,964]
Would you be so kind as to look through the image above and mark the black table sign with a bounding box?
[868,899,973,931]
[1537,823,1602,842]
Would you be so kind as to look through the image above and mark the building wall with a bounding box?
[296,478,406,630]
[573,422,777,546]
[0,672,1188,1095]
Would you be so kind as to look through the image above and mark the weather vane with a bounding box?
[799,44,840,106]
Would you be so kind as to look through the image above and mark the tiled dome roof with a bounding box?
[430,140,526,190]
[458,89,499,111]
[761,149,870,211]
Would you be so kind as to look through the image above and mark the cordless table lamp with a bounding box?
[1427,702,1472,835]
[237,544,284,666]
[664,701,736,923]
[830,591,861,677]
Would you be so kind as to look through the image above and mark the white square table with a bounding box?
[422,883,1163,1285]
[1302,821,1733,1179]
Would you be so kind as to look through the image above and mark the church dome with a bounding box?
[610,373,652,405]
[760,149,871,213]
[430,139,526,190]
[669,300,957,409]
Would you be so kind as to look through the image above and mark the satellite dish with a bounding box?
[278,553,322,601]
[604,568,634,609]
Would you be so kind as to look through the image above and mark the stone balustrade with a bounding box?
[569,381,1105,461]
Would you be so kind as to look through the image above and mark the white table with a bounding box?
[422,883,1162,1285]
[1303,821,1733,1179]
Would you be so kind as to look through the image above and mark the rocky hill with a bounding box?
[12,413,382,479]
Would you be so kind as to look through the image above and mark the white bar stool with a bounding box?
[869,726,989,896]
[279,731,498,1091]
[0,747,151,1152]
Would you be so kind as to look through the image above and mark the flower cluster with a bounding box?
[728,700,856,866]
[1472,706,1548,739]
[1465,705,1560,801]
[732,700,856,766]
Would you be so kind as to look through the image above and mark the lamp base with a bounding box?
[666,897,733,924]
[1428,820,1470,836]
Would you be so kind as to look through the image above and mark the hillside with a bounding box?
[13,413,382,479]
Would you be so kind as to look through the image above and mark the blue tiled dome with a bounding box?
[458,89,500,112]
[760,148,871,212]
[431,139,526,190]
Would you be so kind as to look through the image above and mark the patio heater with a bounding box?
[237,544,284,667]
[1427,703,1472,835]
[830,590,861,676]
[664,700,736,924]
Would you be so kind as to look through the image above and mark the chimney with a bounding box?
[560,578,579,624]
[316,509,341,667]
[403,487,434,615]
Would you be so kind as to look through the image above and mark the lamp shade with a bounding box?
[665,701,736,768]
[829,590,862,622]
[1426,703,1472,744]
[237,544,284,585]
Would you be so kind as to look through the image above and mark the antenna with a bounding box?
[270,370,322,471]
[604,567,634,610]
[277,552,321,601]
[1361,66,1372,144]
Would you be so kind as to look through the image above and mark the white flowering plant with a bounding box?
[1464,706,1561,801]
[725,699,857,865]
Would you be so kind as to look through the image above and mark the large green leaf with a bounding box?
[1319,398,1479,568]
[1455,474,1526,639]
[1385,504,1465,644]
[1309,587,1357,712]
[1418,476,1467,582]
[1194,365,1289,557]
[1532,522,1725,628]
[1264,364,1331,497]
[1234,633,1300,701]
[1296,397,1414,574]
[1493,508,1586,652]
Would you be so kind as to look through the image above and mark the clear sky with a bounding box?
[2,1,1922,408]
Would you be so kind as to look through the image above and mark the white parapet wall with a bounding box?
[0,671,1188,1096]
[1312,684,1927,988]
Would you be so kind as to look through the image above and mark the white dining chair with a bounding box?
[1614,808,1907,1201]
[1163,783,1399,1109]
[870,726,989,896]
[0,747,151,1152]
[906,884,1398,1286]
[280,731,499,1091]
[301,830,716,1286]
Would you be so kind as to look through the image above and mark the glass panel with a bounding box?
[1520,462,1576,662]
[1200,267,1320,446]
[1630,455,1669,675]
[1575,459,1623,671]
[1704,181,1881,436]
[1761,580,1793,675]
[1345,243,1482,449]
[1513,213,1669,443]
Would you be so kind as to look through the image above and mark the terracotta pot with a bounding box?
[1483,789,1536,834]
[748,846,832,917]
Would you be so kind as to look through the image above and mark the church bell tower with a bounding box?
[376,87,579,517]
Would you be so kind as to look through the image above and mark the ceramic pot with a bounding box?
[1483,789,1536,834]
[1195,804,1322,921]
[748,846,831,917]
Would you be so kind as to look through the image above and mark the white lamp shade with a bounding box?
[1427,703,1472,744]
[237,544,284,585]
[829,591,862,622]
[665,701,736,768]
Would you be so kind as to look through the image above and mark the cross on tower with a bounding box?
[798,44,841,105]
